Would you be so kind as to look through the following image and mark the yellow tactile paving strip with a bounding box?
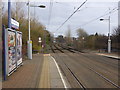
[39,54,50,88]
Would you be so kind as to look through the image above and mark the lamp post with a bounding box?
[27,1,32,60]
[27,1,45,59]
[100,16,111,53]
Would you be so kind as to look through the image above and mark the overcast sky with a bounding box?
[3,0,119,37]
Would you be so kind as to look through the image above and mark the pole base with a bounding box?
[108,39,111,53]
[27,40,32,59]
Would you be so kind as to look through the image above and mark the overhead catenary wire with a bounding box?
[74,7,118,30]
[55,0,88,33]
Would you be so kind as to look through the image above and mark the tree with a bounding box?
[2,2,51,55]
[77,28,88,39]
[86,35,96,49]
[112,26,120,52]
[11,2,26,21]
[76,28,88,50]
[65,26,72,46]
[113,26,120,36]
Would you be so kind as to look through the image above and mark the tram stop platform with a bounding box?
[2,54,68,89]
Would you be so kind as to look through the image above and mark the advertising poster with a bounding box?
[16,32,22,66]
[8,30,16,74]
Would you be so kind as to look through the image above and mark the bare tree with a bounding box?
[113,26,120,36]
[65,26,72,46]
[112,26,120,52]
[11,2,26,21]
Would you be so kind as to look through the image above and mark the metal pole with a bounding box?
[4,0,11,80]
[34,1,35,22]
[28,1,30,41]
[108,16,111,53]
[3,25,7,80]
[45,31,46,48]
[27,1,32,59]
[8,0,11,28]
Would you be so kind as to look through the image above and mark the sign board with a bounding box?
[16,31,22,66]
[7,29,17,75]
[38,37,42,43]
[11,18,19,30]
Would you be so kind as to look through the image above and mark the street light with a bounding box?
[30,5,46,8]
[27,1,45,59]
[100,16,111,53]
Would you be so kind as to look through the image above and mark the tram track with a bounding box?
[51,45,86,88]
[50,44,119,88]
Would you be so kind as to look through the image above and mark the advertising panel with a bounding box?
[7,29,16,75]
[4,28,23,77]
[16,32,22,66]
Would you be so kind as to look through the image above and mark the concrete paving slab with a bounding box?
[2,54,69,89]
[38,54,65,88]
[38,54,50,88]
[49,55,64,88]
[2,54,43,88]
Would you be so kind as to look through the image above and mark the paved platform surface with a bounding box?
[96,53,120,60]
[2,54,44,88]
[39,54,64,88]
[2,54,65,88]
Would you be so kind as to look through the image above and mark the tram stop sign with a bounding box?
[38,37,42,43]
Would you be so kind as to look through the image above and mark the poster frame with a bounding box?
[16,31,23,68]
[6,28,17,76]
[4,28,23,77]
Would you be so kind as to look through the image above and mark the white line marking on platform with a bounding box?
[51,56,68,89]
